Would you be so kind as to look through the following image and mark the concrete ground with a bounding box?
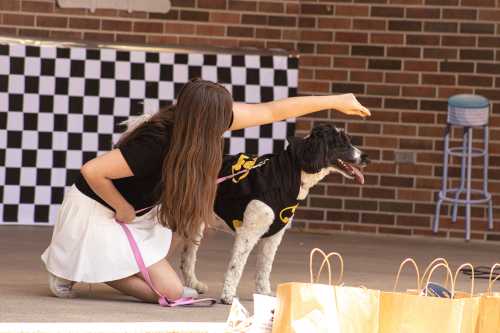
[0,225,498,323]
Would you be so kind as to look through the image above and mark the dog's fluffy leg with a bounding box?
[255,225,288,296]
[180,223,208,294]
[221,200,274,305]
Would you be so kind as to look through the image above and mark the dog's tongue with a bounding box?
[351,165,365,185]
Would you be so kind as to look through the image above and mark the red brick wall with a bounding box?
[1,0,499,241]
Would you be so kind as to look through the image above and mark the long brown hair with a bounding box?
[162,79,232,242]
[120,79,233,243]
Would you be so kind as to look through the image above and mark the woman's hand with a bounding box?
[334,93,371,118]
[115,203,136,224]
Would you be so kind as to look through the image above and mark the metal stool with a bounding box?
[433,94,494,240]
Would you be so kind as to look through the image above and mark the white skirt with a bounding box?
[41,185,172,283]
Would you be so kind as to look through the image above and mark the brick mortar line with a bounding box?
[2,24,155,34]
[302,77,497,87]
[328,53,500,62]
[297,210,495,219]
[0,24,296,39]
[307,64,495,70]
[301,82,496,89]
[3,28,336,50]
[8,5,500,16]
[302,224,476,236]
[297,132,500,144]
[320,185,500,191]
[5,11,500,33]
[10,7,306,17]
[4,23,500,50]
[349,43,495,51]
[299,217,495,227]
[309,178,500,186]
[301,208,500,215]
[332,227,498,241]
[299,16,495,23]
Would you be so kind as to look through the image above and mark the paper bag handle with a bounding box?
[424,263,455,297]
[488,275,499,294]
[453,263,475,296]
[309,248,332,285]
[420,258,450,288]
[488,263,500,294]
[309,248,343,285]
[393,258,421,292]
[317,252,344,285]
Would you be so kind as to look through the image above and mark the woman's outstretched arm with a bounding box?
[230,93,370,131]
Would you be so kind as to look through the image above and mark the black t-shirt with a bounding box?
[74,123,172,213]
[74,112,233,213]
[214,148,302,238]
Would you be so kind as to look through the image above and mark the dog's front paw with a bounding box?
[220,292,234,305]
[186,279,208,294]
[192,280,208,294]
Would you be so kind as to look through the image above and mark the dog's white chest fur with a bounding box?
[298,168,333,200]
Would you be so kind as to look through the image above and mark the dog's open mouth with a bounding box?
[336,159,365,185]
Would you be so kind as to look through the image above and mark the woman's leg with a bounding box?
[106,258,184,302]
[106,275,158,302]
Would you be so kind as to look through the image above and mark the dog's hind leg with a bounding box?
[255,225,288,296]
[221,200,274,304]
[180,223,208,294]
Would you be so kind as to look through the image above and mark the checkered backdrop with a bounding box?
[0,41,298,225]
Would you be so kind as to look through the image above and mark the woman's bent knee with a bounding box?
[158,283,183,300]
[148,259,184,300]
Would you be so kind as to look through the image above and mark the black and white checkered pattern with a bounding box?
[0,42,298,225]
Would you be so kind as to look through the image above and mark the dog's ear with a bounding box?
[296,134,329,174]
[286,136,303,159]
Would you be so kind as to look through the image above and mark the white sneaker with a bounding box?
[182,286,199,298]
[48,272,76,298]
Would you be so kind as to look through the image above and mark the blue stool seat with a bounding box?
[434,94,494,240]
[448,94,489,127]
[448,94,489,108]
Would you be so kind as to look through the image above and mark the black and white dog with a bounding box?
[180,124,369,304]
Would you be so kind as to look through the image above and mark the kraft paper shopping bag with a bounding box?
[476,264,500,333]
[380,261,479,333]
[272,248,380,333]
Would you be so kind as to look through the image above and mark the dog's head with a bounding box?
[287,124,369,184]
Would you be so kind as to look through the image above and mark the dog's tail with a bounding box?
[119,112,153,134]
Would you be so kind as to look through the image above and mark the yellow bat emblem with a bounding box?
[279,204,299,224]
[231,154,257,183]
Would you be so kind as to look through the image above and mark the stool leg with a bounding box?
[488,198,494,230]
[434,125,450,233]
[465,128,473,241]
[452,127,468,223]
[484,126,494,230]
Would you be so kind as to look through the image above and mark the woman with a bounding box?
[41,79,370,303]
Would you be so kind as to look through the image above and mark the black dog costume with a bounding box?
[215,149,302,238]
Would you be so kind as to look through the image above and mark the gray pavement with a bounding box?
[0,225,498,322]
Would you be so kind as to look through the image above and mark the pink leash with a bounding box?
[216,168,249,184]
[117,220,216,307]
[117,172,249,307]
